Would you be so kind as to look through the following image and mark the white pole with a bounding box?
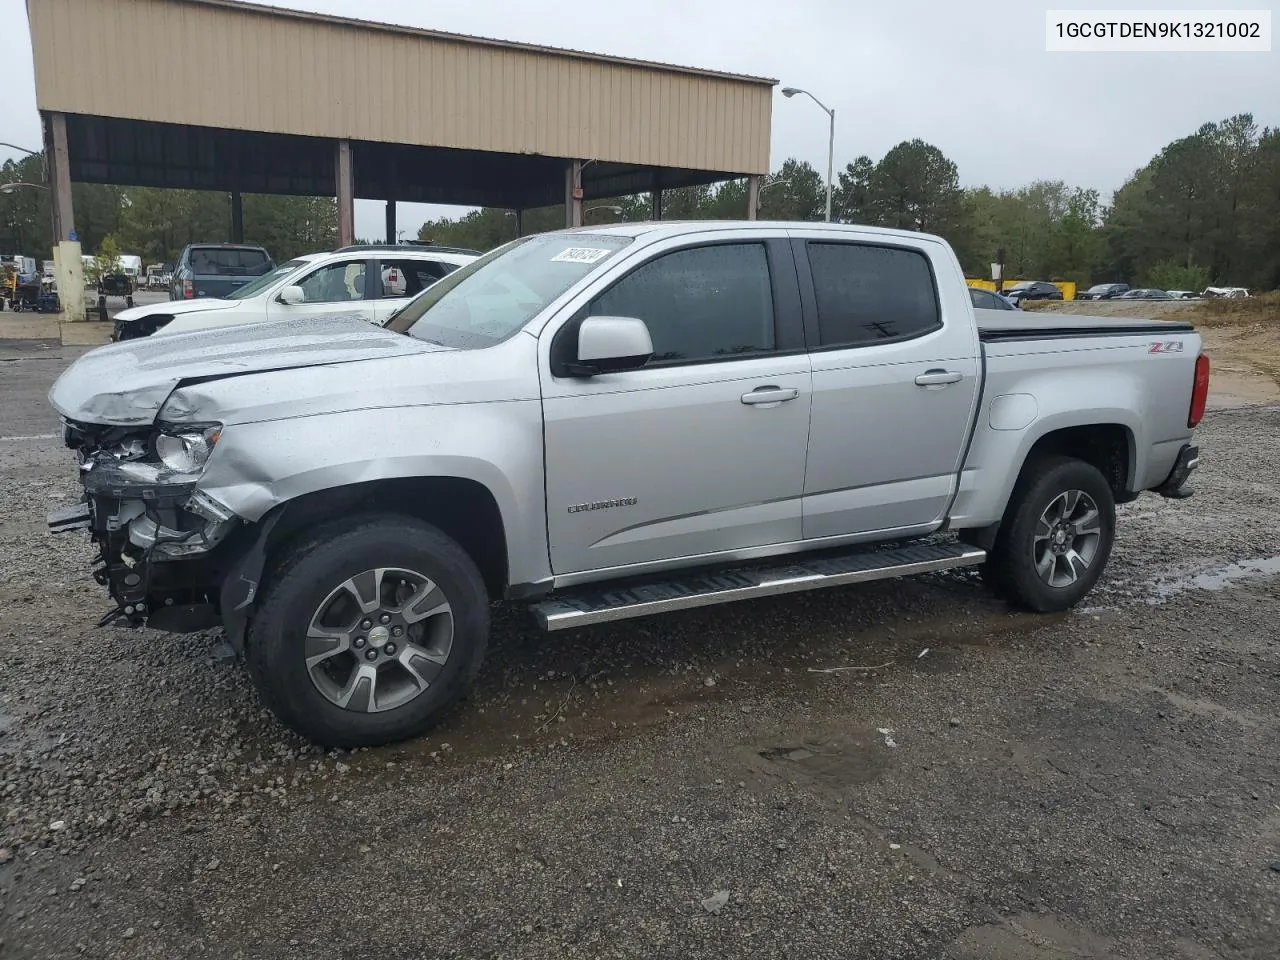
[825,107,835,222]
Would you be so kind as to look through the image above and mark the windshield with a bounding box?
[1008,282,1034,290]
[188,246,273,276]
[387,233,634,348]
[223,259,309,300]
[1087,284,1112,293]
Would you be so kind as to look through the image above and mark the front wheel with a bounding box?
[246,515,490,748]
[985,455,1116,612]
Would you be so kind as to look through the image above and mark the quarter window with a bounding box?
[806,242,941,347]
[588,243,776,364]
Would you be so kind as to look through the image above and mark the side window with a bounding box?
[377,259,457,299]
[806,242,941,347]
[295,260,367,303]
[588,243,776,364]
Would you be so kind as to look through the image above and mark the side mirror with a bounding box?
[571,316,653,376]
[278,285,305,305]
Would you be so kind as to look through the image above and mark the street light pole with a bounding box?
[826,107,834,223]
[0,182,49,194]
[584,204,624,221]
[780,86,835,222]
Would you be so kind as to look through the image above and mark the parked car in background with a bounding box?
[114,244,478,339]
[1077,283,1130,301]
[1117,288,1170,300]
[1002,280,1063,304]
[170,243,275,301]
[968,287,1020,311]
[51,221,1209,746]
[1202,286,1249,298]
[1165,290,1198,300]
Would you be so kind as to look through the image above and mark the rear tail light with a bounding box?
[1188,353,1210,427]
[182,278,193,299]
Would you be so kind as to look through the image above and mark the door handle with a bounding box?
[741,386,800,405]
[914,370,964,386]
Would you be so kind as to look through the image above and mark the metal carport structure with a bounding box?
[27,0,776,262]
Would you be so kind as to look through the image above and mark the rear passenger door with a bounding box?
[793,233,981,540]
[372,258,461,323]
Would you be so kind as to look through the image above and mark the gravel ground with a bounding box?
[1,354,1278,959]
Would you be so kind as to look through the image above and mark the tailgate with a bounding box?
[192,275,254,298]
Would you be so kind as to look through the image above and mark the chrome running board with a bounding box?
[531,541,986,631]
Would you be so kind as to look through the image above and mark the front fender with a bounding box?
[196,400,549,585]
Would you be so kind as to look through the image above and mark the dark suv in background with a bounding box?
[1077,282,1131,301]
[1002,280,1064,305]
[170,243,274,300]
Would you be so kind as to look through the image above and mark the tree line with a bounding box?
[0,154,337,266]
[417,112,1278,291]
[2,112,1275,290]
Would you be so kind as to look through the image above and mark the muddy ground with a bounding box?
[1030,294,1280,408]
[1,341,1278,959]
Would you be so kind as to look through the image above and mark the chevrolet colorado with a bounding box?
[47,222,1210,747]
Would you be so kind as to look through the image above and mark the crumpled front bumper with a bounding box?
[47,458,240,629]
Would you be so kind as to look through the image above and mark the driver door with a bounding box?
[540,235,812,579]
[266,258,378,323]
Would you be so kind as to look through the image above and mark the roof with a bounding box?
[32,0,775,183]
[548,220,950,244]
[181,0,778,86]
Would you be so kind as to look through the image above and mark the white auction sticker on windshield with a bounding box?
[550,247,613,264]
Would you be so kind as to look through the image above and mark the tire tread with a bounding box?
[245,513,489,747]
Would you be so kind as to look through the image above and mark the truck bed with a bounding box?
[975,307,1194,342]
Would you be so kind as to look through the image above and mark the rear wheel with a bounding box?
[985,455,1115,612]
[246,515,490,748]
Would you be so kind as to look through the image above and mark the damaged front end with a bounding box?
[49,418,241,631]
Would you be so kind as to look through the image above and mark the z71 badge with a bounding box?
[1149,340,1185,354]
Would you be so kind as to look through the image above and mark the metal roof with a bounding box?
[181,0,778,86]
[30,0,775,182]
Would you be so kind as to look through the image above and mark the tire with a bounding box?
[985,455,1116,612]
[246,514,490,748]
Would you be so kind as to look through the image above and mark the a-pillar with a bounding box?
[230,190,243,243]
[385,201,397,243]
[746,174,761,220]
[564,159,583,228]
[514,209,524,237]
[336,140,355,246]
[651,188,663,221]
[43,111,83,322]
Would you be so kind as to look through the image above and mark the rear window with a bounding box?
[806,242,941,347]
[188,247,272,276]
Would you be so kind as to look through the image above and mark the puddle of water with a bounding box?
[1147,556,1280,603]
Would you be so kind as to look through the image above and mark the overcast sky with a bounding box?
[2,0,1276,241]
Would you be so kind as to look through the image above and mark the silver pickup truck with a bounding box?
[47,222,1210,747]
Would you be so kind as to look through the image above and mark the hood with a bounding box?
[113,297,241,323]
[49,314,434,426]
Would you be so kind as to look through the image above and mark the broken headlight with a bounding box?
[154,424,222,475]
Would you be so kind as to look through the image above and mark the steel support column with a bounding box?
[565,160,583,228]
[336,140,355,246]
[230,190,244,243]
[746,174,761,220]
